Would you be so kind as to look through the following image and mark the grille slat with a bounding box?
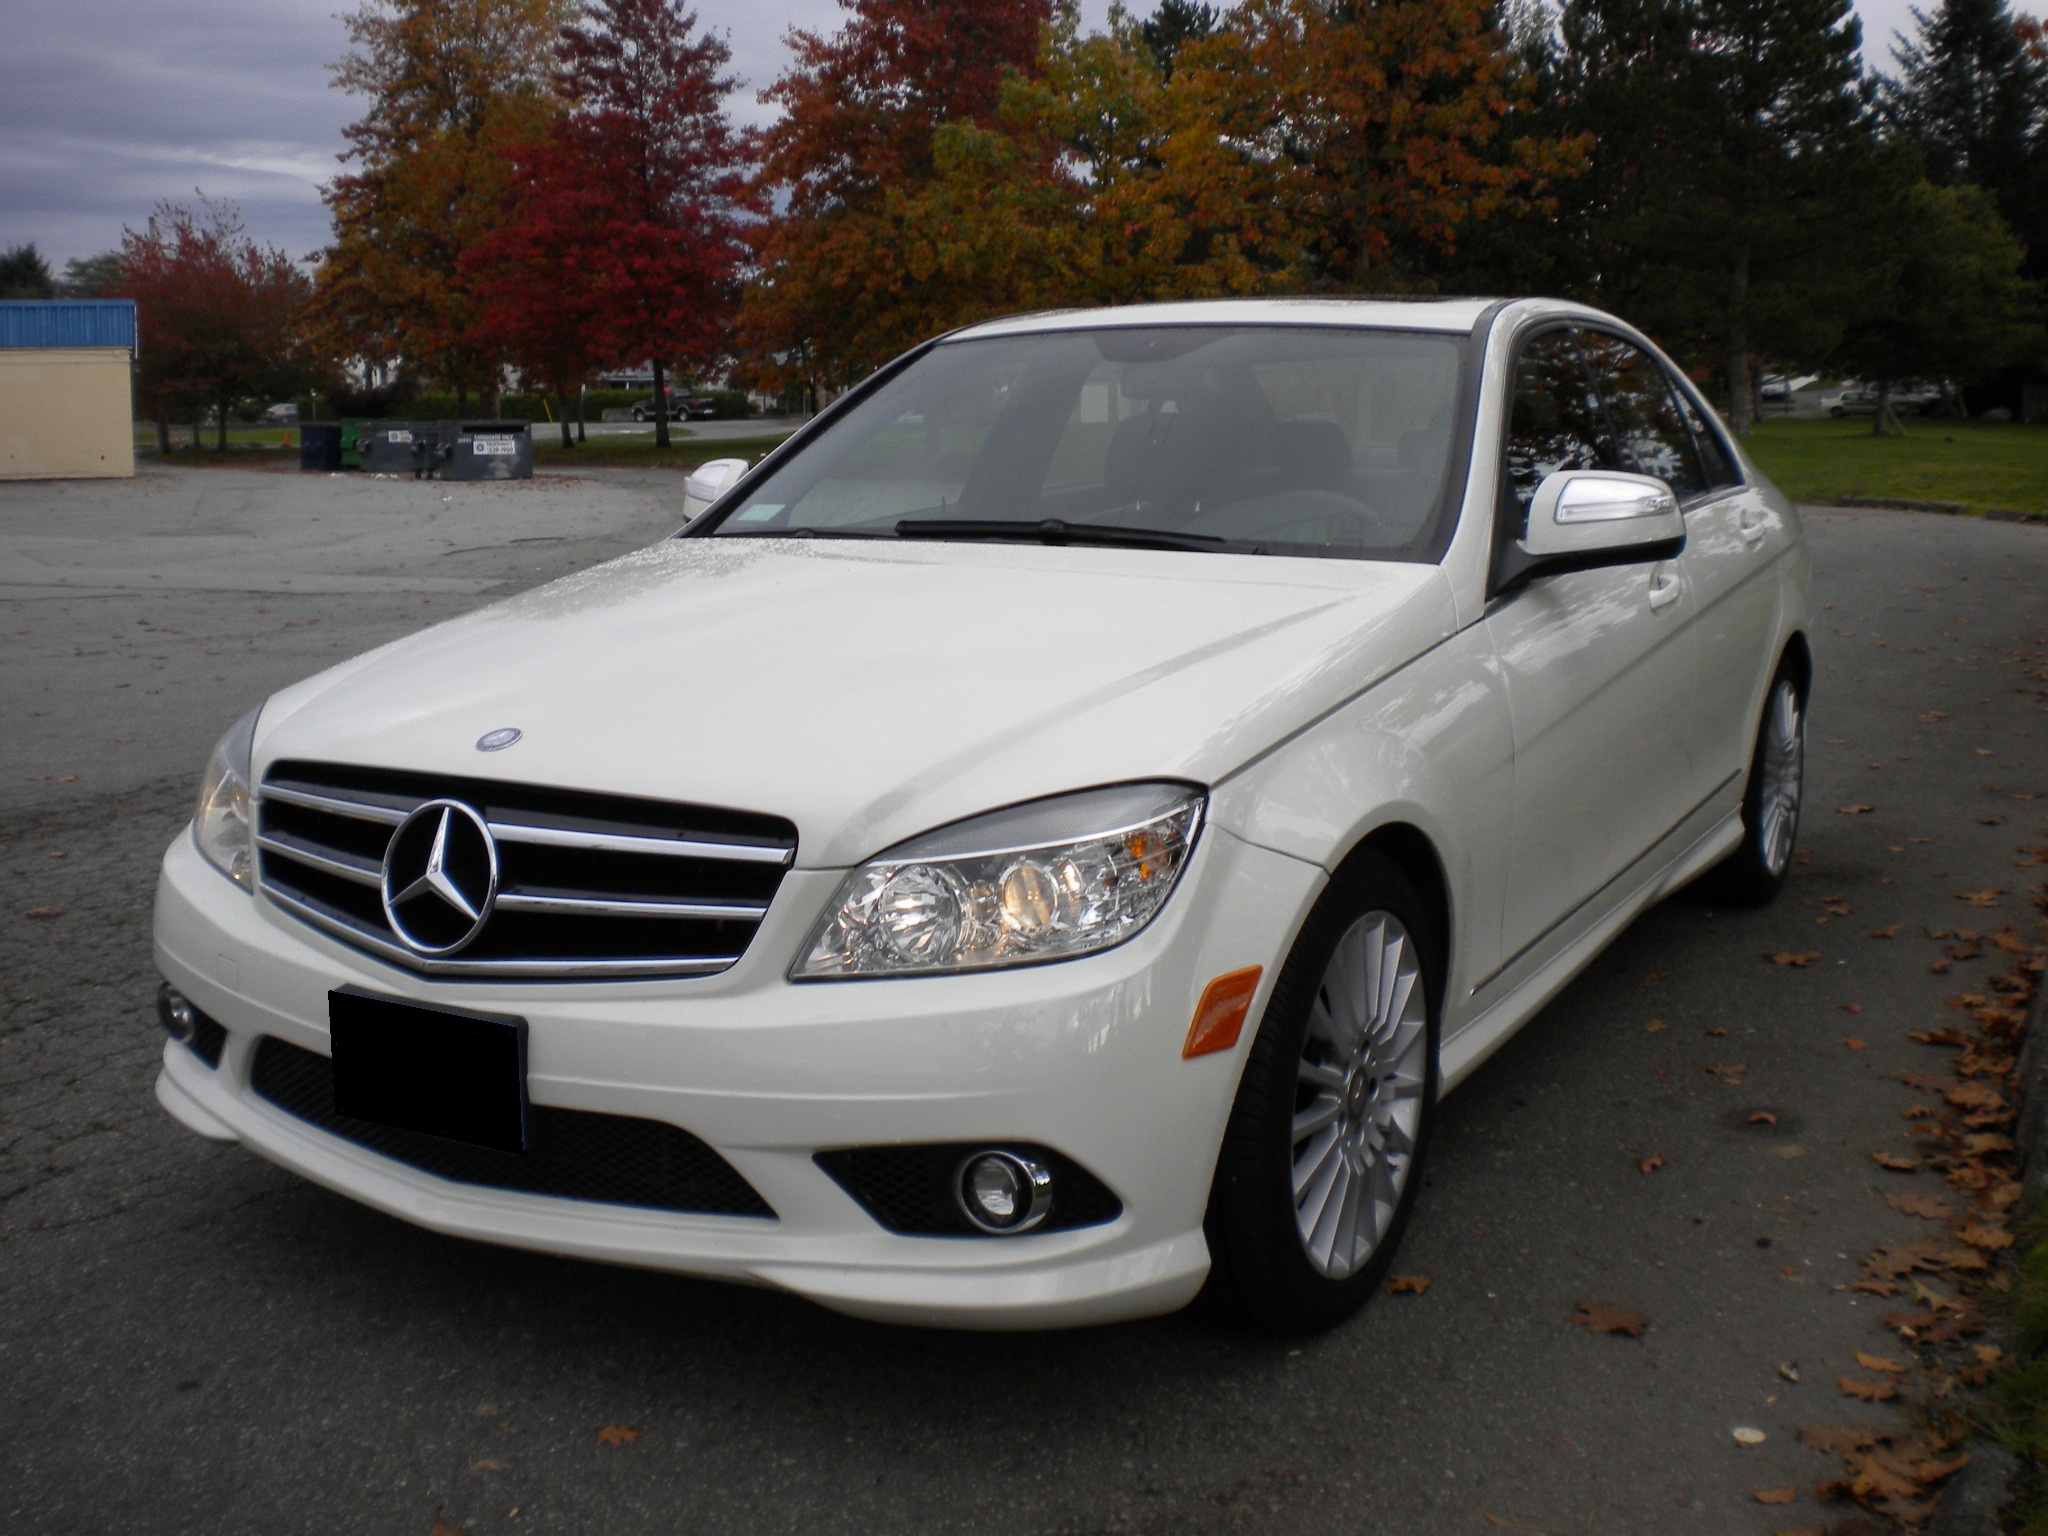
[252,1036,774,1218]
[257,761,795,982]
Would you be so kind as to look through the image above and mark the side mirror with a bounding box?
[1497,470,1684,591]
[682,457,749,520]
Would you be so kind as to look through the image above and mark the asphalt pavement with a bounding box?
[2,466,2044,1535]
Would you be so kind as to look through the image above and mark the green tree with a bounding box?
[1884,0,2048,279]
[1139,0,1218,76]
[60,252,126,297]
[0,243,56,299]
[1832,169,2040,430]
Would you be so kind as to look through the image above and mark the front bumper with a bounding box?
[152,824,1323,1328]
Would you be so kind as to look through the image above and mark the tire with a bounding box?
[1696,662,1805,907]
[1201,852,1440,1334]
[632,409,647,423]
[1829,406,1846,418]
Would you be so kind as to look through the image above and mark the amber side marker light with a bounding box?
[1183,966,1264,1059]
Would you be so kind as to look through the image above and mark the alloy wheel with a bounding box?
[1291,911,1429,1279]
[1756,679,1803,878]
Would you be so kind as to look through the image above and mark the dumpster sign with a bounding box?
[473,435,517,457]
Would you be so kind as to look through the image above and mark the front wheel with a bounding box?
[1202,853,1439,1333]
[1698,666,1804,906]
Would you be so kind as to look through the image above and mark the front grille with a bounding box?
[815,1144,1123,1236]
[255,760,796,981]
[251,1036,774,1218]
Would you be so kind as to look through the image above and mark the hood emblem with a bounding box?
[476,727,522,752]
[381,800,500,956]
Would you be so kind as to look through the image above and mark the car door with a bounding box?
[1482,327,1700,967]
[1577,328,1781,802]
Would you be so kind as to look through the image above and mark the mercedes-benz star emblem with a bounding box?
[476,727,522,752]
[380,799,500,956]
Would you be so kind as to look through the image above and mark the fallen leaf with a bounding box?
[1643,1018,1667,1033]
[430,1523,470,1536]
[1855,1351,1907,1375]
[1753,1487,1797,1504]
[1838,1375,1898,1402]
[1573,1301,1645,1337]
[1732,1425,1767,1446]
[1843,1036,1866,1050]
[54,774,76,784]
[1870,924,1902,939]
[1884,1193,1953,1220]
[1643,970,1671,982]
[466,1457,509,1472]
[25,906,62,919]
[1799,1424,1884,1455]
[1779,1362,1801,1381]
[1974,1344,2005,1366]
[1384,1274,1431,1295]
[1919,711,1949,722]
[1958,1223,2014,1251]
[1638,1155,1664,1175]
[1769,950,1821,967]
[1748,1111,1779,1126]
[597,1425,642,1446]
[1838,804,1875,814]
[1956,889,2004,907]
[1869,1152,1919,1171]
[1837,1003,1864,1015]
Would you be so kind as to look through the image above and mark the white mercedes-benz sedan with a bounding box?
[152,298,1809,1332]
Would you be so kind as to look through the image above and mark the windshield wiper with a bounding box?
[893,518,1229,553]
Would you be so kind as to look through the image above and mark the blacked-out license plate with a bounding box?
[329,988,530,1155]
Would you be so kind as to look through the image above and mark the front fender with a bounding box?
[1206,621,1514,1033]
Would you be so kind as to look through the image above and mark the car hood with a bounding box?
[254,538,1455,868]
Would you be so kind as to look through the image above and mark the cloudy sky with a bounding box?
[0,0,2028,272]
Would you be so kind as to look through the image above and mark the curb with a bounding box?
[1806,496,2048,525]
[1939,934,2048,1535]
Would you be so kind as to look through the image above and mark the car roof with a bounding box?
[949,296,1510,341]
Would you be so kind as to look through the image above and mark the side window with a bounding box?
[1577,330,1706,501]
[1500,328,1620,539]
[1667,376,1740,492]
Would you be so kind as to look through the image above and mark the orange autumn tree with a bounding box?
[1175,0,1587,290]
[308,0,569,407]
[742,0,1052,390]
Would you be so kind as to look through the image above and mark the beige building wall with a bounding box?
[0,347,136,481]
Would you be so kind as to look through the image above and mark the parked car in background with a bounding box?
[262,403,299,424]
[680,396,719,420]
[153,297,1810,1333]
[629,396,684,422]
[1823,386,1878,417]
[1824,383,1943,418]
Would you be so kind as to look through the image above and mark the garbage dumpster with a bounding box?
[339,418,365,470]
[357,421,421,475]
[299,423,343,472]
[435,420,533,481]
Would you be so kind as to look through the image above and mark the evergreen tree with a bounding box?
[0,244,56,300]
[1885,0,2048,277]
[1139,0,1219,77]
[60,252,125,297]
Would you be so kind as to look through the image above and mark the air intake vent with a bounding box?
[252,1036,774,1218]
[255,761,795,981]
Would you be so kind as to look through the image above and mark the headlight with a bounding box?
[795,782,1204,979]
[193,705,261,889]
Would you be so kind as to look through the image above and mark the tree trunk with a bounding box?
[1724,247,1754,437]
[556,392,573,449]
[1874,381,1907,437]
[155,408,170,455]
[456,385,471,416]
[576,386,586,444]
[486,382,500,419]
[216,403,228,452]
[653,360,671,451]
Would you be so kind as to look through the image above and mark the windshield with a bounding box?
[703,325,1470,560]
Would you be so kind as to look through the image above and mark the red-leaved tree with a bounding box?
[471,0,751,448]
[121,198,309,451]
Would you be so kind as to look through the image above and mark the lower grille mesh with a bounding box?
[815,1144,1122,1236]
[251,1036,773,1218]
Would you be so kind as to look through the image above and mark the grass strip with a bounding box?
[1742,419,2048,516]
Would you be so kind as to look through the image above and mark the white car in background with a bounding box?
[153,298,1809,1332]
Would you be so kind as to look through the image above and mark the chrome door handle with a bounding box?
[1739,507,1767,544]
[1647,566,1683,611]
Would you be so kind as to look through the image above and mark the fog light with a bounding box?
[956,1150,1054,1234]
[159,985,198,1043]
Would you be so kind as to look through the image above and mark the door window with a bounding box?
[1577,331,1708,501]
[1499,328,1621,541]
[1666,377,1741,492]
